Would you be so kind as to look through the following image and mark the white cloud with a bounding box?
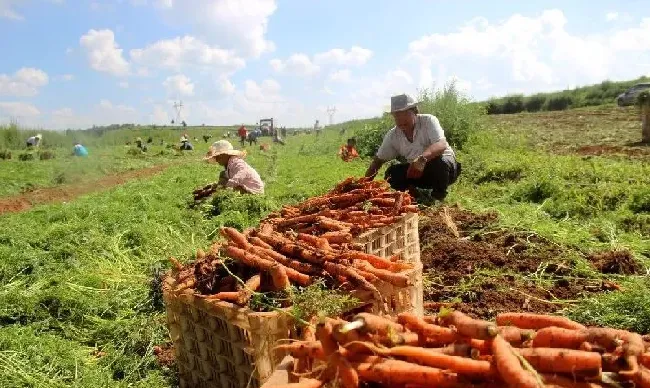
[0,102,41,117]
[130,36,245,74]
[155,0,277,58]
[119,81,129,88]
[270,54,319,76]
[606,12,619,21]
[163,74,194,96]
[314,46,373,66]
[80,29,129,76]
[0,67,49,97]
[150,104,170,124]
[217,77,236,96]
[329,69,351,83]
[0,0,24,20]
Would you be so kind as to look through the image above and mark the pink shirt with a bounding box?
[225,157,264,194]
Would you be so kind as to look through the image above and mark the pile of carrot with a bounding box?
[167,225,415,307]
[264,311,650,388]
[261,177,418,240]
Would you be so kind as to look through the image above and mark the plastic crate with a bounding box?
[352,263,424,317]
[353,212,420,265]
[163,277,294,388]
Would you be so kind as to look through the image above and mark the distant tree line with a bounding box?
[484,76,650,115]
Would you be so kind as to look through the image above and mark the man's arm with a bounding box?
[365,157,386,178]
[421,139,448,161]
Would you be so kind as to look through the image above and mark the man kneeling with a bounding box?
[364,94,461,200]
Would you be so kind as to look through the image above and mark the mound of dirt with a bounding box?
[420,205,613,320]
[153,343,175,368]
[575,144,650,158]
[588,249,642,275]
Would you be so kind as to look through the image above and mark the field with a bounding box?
[0,105,649,387]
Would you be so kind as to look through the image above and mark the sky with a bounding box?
[1,0,650,130]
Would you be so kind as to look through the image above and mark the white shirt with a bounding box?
[376,114,455,163]
[27,136,40,146]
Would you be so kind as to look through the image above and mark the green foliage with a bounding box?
[0,149,11,159]
[512,178,559,203]
[484,76,650,115]
[18,152,34,161]
[290,281,360,323]
[206,190,279,229]
[628,187,650,214]
[474,164,524,184]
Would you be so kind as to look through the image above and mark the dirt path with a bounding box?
[0,164,170,215]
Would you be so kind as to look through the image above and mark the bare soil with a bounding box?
[420,205,619,319]
[153,343,175,368]
[0,164,169,215]
[588,249,642,275]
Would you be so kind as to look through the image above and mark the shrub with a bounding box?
[629,188,650,214]
[501,95,525,114]
[18,152,34,161]
[524,94,546,112]
[545,95,573,111]
[485,100,502,115]
[512,178,559,204]
[0,149,11,159]
[38,150,55,160]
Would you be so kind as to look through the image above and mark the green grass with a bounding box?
[0,105,649,386]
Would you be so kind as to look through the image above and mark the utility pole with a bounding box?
[173,100,184,126]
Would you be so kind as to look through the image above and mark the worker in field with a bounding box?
[135,137,148,152]
[180,135,193,150]
[247,129,258,146]
[339,138,359,162]
[203,140,264,195]
[237,124,248,147]
[203,134,212,143]
[364,93,461,200]
[314,120,322,136]
[26,133,42,148]
[73,142,88,157]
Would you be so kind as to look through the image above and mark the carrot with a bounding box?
[260,378,323,388]
[354,358,460,387]
[439,310,498,340]
[533,327,589,349]
[587,328,643,376]
[397,313,460,346]
[318,217,352,231]
[492,335,542,388]
[498,326,536,346]
[316,321,338,356]
[320,231,353,244]
[370,198,396,207]
[391,192,405,216]
[297,233,331,251]
[237,274,261,305]
[331,351,358,388]
[168,256,184,272]
[274,341,325,360]
[354,342,493,377]
[269,263,291,292]
[205,291,239,303]
[256,233,329,265]
[352,313,404,335]
[353,268,380,282]
[249,236,273,250]
[633,366,650,388]
[428,343,473,358]
[225,246,312,286]
[344,250,408,271]
[249,245,321,276]
[496,313,586,331]
[322,262,379,296]
[402,205,419,213]
[516,348,601,375]
[277,214,320,228]
[220,227,251,249]
[353,261,410,287]
[642,353,650,368]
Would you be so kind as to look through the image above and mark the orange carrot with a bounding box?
[249,245,321,276]
[220,227,251,249]
[516,348,601,375]
[205,291,239,302]
[496,313,586,331]
[354,342,493,377]
[225,246,311,286]
[634,366,650,388]
[352,261,410,287]
[331,351,358,388]
[269,263,291,292]
[370,198,396,207]
[237,274,261,305]
[344,250,407,271]
[354,358,460,387]
[540,374,602,388]
[352,313,404,335]
[297,233,331,251]
[642,353,650,368]
[439,310,498,340]
[320,231,353,244]
[498,326,536,346]
[260,378,323,388]
[533,327,589,349]
[317,217,352,231]
[249,236,273,250]
[316,321,338,356]
[321,262,379,296]
[397,313,460,346]
[492,335,541,388]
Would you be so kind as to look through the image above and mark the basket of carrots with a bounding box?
[163,223,422,388]
[262,177,421,266]
[261,311,650,388]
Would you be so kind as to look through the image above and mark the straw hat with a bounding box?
[388,93,418,113]
[203,140,245,160]
[35,133,42,139]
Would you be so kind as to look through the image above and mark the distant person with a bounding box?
[339,138,359,162]
[281,126,287,138]
[202,134,212,143]
[26,133,42,148]
[73,143,88,157]
[147,136,153,144]
[247,130,258,146]
[364,93,461,200]
[237,124,248,147]
[273,131,285,145]
[203,140,264,195]
[180,135,193,150]
[135,137,148,152]
[314,120,321,136]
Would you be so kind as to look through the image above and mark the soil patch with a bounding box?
[574,144,650,158]
[0,164,169,215]
[153,343,175,368]
[420,205,613,319]
[588,249,642,275]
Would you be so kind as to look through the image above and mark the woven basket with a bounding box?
[354,212,420,265]
[352,263,424,317]
[163,277,294,388]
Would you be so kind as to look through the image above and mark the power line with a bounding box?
[326,106,337,126]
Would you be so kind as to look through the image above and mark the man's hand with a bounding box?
[407,155,427,179]
[413,155,427,171]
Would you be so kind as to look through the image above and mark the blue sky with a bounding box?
[1,0,649,129]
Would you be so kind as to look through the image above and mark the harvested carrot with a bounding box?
[205,291,239,302]
[316,321,338,356]
[274,342,325,360]
[397,313,460,346]
[439,310,498,340]
[634,366,650,388]
[352,261,409,287]
[642,353,650,368]
[318,217,352,231]
[492,335,542,388]
[225,246,311,286]
[237,274,261,305]
[331,351,358,388]
[344,250,408,271]
[516,348,601,375]
[496,313,586,331]
[533,327,588,349]
[352,313,404,335]
[249,236,273,250]
[540,374,602,388]
[220,227,251,249]
[354,358,460,387]
[269,263,291,292]
[249,245,321,276]
[260,378,323,388]
[297,233,331,251]
[498,326,536,346]
[320,231,353,244]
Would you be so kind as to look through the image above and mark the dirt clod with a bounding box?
[588,249,642,275]
[153,343,175,368]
